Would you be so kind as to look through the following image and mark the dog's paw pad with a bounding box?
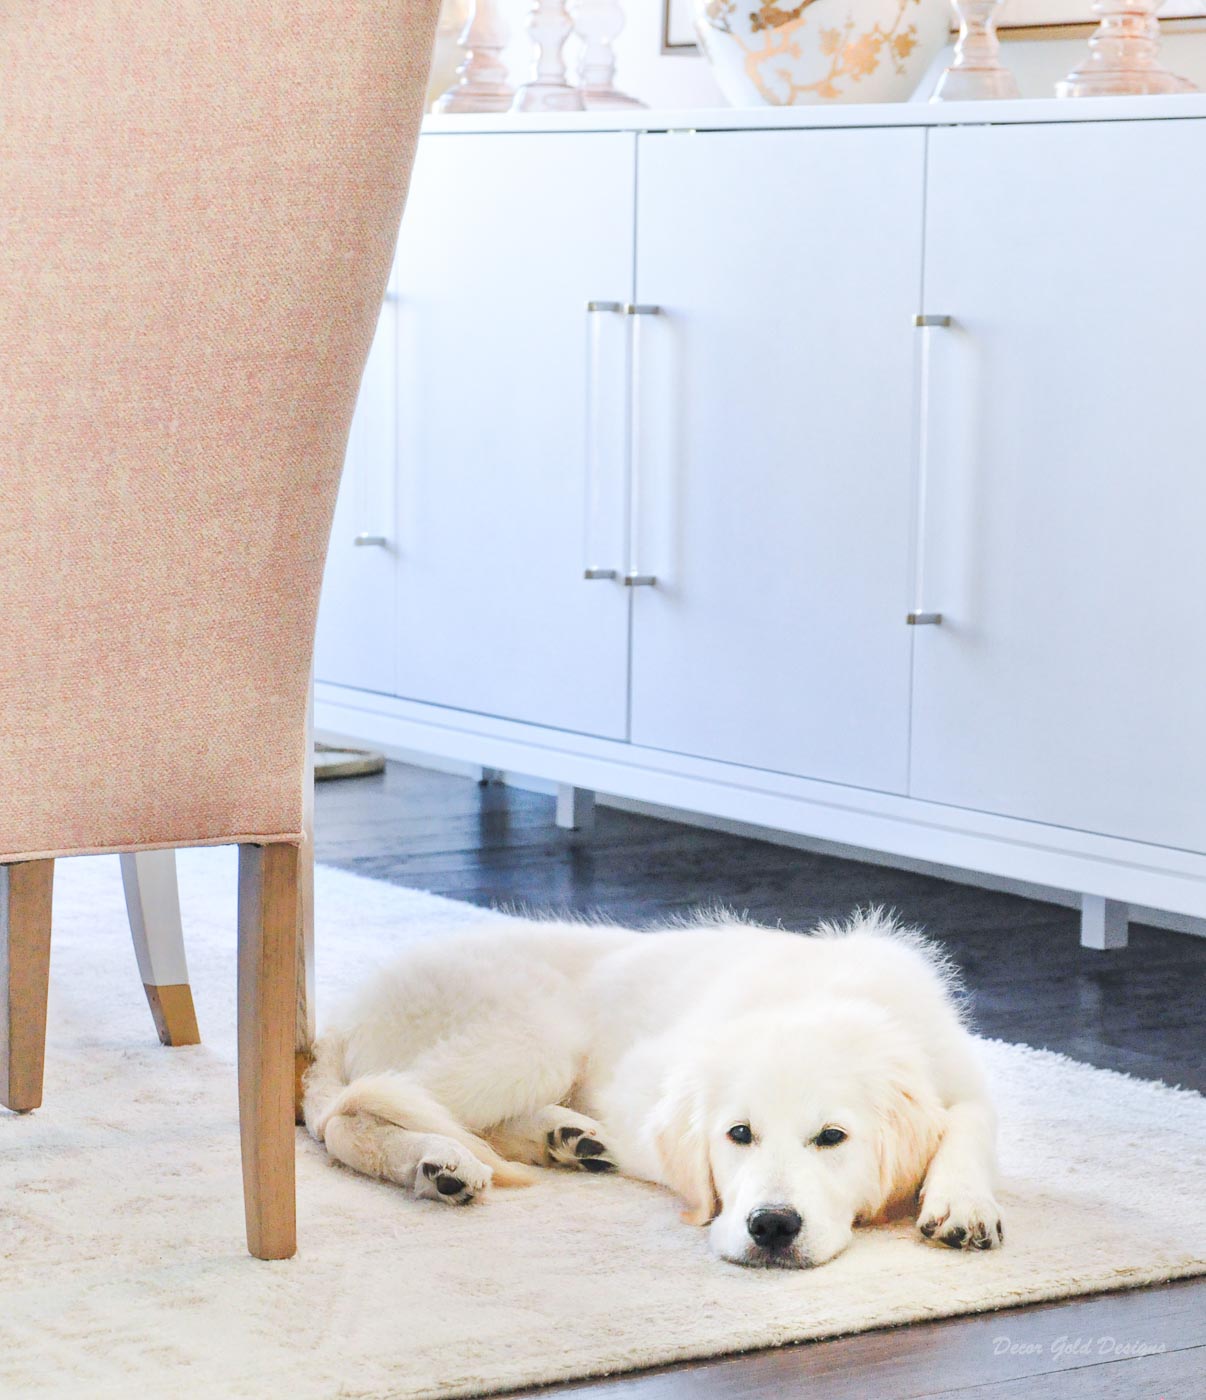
[573,1137,615,1173]
[561,1133,616,1174]
[918,1189,1003,1252]
[422,1161,467,1197]
[544,1118,617,1174]
[415,1152,490,1205]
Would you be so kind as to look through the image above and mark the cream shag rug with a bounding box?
[2,849,1204,1400]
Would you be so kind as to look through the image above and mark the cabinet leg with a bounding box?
[1081,895,1128,950]
[556,785,596,833]
[121,850,200,1046]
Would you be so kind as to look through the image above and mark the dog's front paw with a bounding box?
[414,1146,492,1206]
[918,1186,1004,1251]
[545,1122,617,1175]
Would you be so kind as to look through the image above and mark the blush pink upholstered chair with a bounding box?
[0,0,438,1259]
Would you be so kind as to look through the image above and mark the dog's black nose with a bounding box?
[747,1206,802,1250]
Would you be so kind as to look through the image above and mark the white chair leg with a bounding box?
[556,784,596,832]
[120,849,200,1045]
[1081,894,1129,950]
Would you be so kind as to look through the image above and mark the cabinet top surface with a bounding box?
[422,93,1206,136]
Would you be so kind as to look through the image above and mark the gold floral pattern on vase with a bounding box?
[693,0,948,105]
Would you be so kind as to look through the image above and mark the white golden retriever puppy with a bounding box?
[304,910,1003,1268]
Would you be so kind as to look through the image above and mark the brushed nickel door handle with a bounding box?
[625,303,664,590]
[909,312,954,627]
[583,301,625,582]
[353,534,389,548]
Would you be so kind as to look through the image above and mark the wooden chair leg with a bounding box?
[1,860,55,1113]
[294,847,315,1122]
[295,692,316,1124]
[237,843,299,1260]
[120,850,201,1046]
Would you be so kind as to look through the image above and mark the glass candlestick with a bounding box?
[513,0,585,112]
[434,0,514,114]
[931,0,1020,101]
[1058,0,1197,96]
[568,0,645,109]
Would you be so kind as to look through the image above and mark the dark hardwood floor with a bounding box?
[314,760,1206,1400]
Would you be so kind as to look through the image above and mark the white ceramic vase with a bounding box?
[690,0,950,106]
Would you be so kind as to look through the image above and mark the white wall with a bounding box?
[482,3,1206,108]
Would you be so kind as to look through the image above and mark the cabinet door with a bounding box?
[911,120,1206,850]
[391,133,635,739]
[628,128,926,793]
[314,289,398,695]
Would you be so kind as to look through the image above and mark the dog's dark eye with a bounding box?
[727,1123,753,1145]
[814,1127,847,1148]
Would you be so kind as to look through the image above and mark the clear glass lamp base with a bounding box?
[1057,5,1199,97]
[433,0,515,114]
[930,0,1020,102]
[931,65,1020,101]
[511,82,585,112]
[435,88,513,113]
[579,86,646,109]
[1058,68,1196,96]
[512,0,584,112]
[568,2,645,109]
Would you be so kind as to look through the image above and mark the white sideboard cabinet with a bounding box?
[912,118,1206,854]
[316,99,1206,945]
[318,131,637,739]
[629,128,924,794]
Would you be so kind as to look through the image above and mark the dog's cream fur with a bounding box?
[304,910,1003,1267]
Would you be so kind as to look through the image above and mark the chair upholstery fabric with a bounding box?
[0,0,438,861]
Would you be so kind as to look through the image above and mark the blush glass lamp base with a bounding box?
[1057,1,1198,97]
[930,0,1020,101]
[512,82,586,112]
[434,0,515,114]
[437,88,514,113]
[579,87,646,109]
[569,0,646,109]
[931,65,1020,100]
[512,0,585,112]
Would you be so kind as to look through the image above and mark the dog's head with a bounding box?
[650,1003,945,1268]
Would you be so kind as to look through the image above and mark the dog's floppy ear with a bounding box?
[866,1059,946,1223]
[649,1066,719,1226]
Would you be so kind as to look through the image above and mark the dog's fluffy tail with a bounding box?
[303,1034,534,1188]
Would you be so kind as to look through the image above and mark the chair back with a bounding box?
[0,0,438,861]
